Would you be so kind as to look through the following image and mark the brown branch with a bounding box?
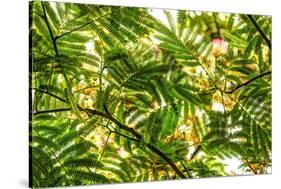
[245,158,257,174]
[146,143,186,178]
[247,15,271,50]
[224,71,271,94]
[33,89,186,178]
[85,108,185,178]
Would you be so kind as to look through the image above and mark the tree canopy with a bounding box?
[29,1,272,188]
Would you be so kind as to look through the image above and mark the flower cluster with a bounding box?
[211,38,228,57]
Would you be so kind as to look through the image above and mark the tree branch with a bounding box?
[32,88,66,103]
[247,15,271,50]
[112,130,140,142]
[180,161,193,178]
[245,158,257,174]
[189,145,202,161]
[33,108,71,115]
[84,108,185,178]
[224,71,271,94]
[55,22,89,40]
[41,2,59,55]
[33,89,186,178]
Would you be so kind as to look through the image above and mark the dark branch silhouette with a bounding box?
[189,145,202,161]
[224,71,271,94]
[32,88,66,103]
[180,161,193,178]
[41,2,59,55]
[245,158,257,174]
[247,15,271,50]
[33,108,71,115]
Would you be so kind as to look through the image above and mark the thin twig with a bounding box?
[34,108,71,115]
[245,158,257,174]
[189,145,202,161]
[112,130,140,142]
[180,161,192,178]
[41,2,59,55]
[224,71,271,94]
[32,88,66,103]
[224,93,264,129]
[247,15,271,50]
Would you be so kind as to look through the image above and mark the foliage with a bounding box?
[29,1,272,188]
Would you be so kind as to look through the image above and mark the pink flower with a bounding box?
[211,38,228,57]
